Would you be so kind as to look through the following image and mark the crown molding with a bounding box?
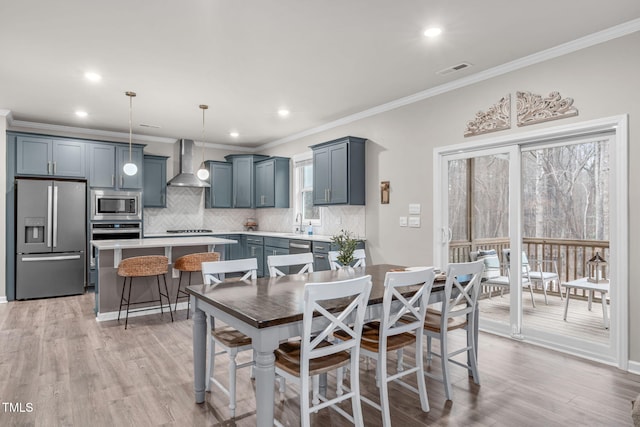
[8,118,254,152]
[9,119,177,144]
[195,140,254,153]
[259,18,640,151]
[0,109,13,123]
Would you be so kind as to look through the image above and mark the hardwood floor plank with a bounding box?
[0,293,638,426]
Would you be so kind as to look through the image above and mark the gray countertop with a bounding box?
[142,230,361,243]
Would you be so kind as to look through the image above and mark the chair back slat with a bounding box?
[201,258,258,284]
[267,252,314,277]
[381,268,436,343]
[301,275,372,375]
[443,261,484,320]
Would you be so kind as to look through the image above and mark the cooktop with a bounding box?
[166,229,213,234]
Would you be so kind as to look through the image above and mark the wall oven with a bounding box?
[90,189,142,221]
[90,222,142,267]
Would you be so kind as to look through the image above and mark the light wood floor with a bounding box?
[0,292,638,426]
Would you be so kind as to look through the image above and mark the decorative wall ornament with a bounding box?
[464,94,511,137]
[516,91,578,127]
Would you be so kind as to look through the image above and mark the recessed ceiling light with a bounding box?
[84,72,102,82]
[278,109,290,117]
[75,110,88,118]
[230,131,239,138]
[423,27,442,38]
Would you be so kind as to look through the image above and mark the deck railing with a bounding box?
[449,237,610,298]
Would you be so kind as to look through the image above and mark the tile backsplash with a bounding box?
[144,186,366,237]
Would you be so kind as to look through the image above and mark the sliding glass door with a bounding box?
[434,118,626,366]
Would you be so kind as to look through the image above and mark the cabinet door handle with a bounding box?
[52,161,57,175]
[47,162,51,175]
[314,254,325,259]
[327,188,331,202]
[120,175,124,188]
[315,245,325,251]
[112,175,115,187]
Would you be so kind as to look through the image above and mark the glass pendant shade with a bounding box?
[196,166,209,180]
[123,162,138,176]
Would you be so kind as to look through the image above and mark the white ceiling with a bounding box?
[1,1,639,148]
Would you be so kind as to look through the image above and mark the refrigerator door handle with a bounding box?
[22,254,82,262]
[47,185,53,248]
[52,185,59,248]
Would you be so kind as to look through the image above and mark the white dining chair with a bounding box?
[274,275,372,427]
[267,252,314,277]
[201,258,258,418]
[422,260,484,401]
[336,267,435,426]
[328,248,366,271]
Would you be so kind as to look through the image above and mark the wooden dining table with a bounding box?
[186,264,474,426]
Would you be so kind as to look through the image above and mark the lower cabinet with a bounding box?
[313,240,365,271]
[312,241,332,271]
[245,235,265,277]
[264,237,290,276]
[226,234,244,260]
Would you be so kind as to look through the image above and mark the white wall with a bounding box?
[262,33,640,361]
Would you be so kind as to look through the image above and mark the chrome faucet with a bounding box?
[295,213,303,234]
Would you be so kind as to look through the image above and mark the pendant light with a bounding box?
[196,104,210,181]
[123,91,138,176]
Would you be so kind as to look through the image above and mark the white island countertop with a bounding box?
[91,235,238,250]
[91,236,238,268]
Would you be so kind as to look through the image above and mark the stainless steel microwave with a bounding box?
[90,189,142,221]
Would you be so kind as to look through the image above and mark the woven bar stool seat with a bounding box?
[117,255,173,329]
[174,252,220,318]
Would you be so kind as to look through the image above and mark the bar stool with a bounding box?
[173,251,220,318]
[117,255,173,329]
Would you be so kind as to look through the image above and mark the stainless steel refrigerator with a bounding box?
[16,179,86,299]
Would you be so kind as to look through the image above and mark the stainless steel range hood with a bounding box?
[167,139,210,188]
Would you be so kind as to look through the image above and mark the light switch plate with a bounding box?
[409,203,421,214]
[408,216,421,228]
[399,216,408,227]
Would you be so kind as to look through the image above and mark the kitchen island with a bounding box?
[91,236,237,321]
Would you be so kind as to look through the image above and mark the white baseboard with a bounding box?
[628,360,640,375]
[0,296,7,304]
[96,301,189,322]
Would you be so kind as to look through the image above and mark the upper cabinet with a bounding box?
[224,154,268,208]
[143,155,168,208]
[310,136,366,206]
[255,157,290,208]
[204,160,233,208]
[16,136,86,177]
[88,143,143,190]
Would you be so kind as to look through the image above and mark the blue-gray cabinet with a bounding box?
[205,161,233,208]
[311,136,366,206]
[255,157,290,208]
[16,136,86,177]
[312,241,332,271]
[245,235,265,277]
[225,154,268,208]
[143,155,168,207]
[226,234,244,260]
[88,143,143,189]
[264,237,290,275]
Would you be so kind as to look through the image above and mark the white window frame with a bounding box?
[293,152,322,227]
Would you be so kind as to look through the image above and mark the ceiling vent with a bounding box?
[436,62,473,75]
